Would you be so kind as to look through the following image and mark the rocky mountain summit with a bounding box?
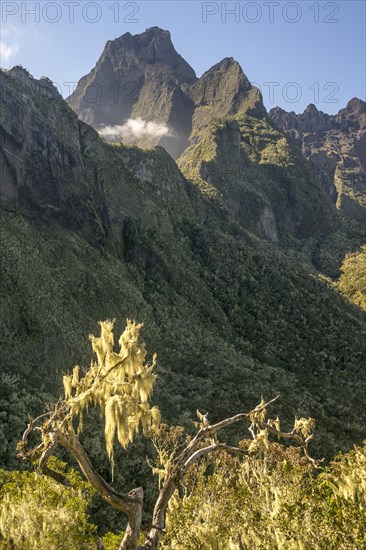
[67,27,337,241]
[269,99,366,221]
[2,62,334,245]
[68,27,365,225]
[67,27,197,158]
[67,27,265,159]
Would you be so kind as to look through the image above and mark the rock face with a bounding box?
[178,113,336,241]
[68,27,365,225]
[67,28,267,159]
[67,27,197,159]
[187,57,266,141]
[269,99,366,221]
[0,65,196,247]
[68,27,336,240]
[0,66,107,244]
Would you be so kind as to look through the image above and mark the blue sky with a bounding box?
[1,0,365,114]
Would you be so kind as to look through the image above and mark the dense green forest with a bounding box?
[0,65,365,548]
[2,440,366,549]
[1,320,366,549]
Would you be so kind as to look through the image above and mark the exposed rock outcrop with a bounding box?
[67,27,197,158]
[67,28,266,160]
[269,99,366,221]
[66,27,337,240]
[1,56,366,470]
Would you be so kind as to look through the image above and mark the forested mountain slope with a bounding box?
[1,65,366,480]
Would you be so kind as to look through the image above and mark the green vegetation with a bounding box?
[3,433,366,549]
[17,320,161,549]
[0,459,96,549]
[335,166,366,223]
[1,67,365,547]
[163,440,366,549]
[2,209,366,468]
[337,245,366,311]
[178,112,336,240]
[16,319,328,550]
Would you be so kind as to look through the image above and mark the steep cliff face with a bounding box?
[67,27,197,159]
[178,108,336,242]
[0,66,110,245]
[66,28,336,242]
[0,65,201,249]
[269,99,366,221]
[67,28,267,160]
[0,63,217,401]
[2,59,366,469]
[0,61,366,489]
[66,28,364,232]
[187,57,266,140]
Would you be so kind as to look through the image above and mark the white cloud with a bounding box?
[0,25,22,65]
[99,118,174,142]
[0,41,20,63]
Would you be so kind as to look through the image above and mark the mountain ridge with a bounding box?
[1,33,366,491]
[66,27,266,159]
[65,26,365,229]
[1,63,366,458]
[269,99,366,221]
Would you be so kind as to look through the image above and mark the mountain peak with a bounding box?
[4,65,61,100]
[188,55,265,126]
[204,57,248,80]
[269,98,366,217]
[107,26,171,48]
[214,56,239,68]
[342,97,366,120]
[269,106,287,116]
[66,27,197,158]
[145,25,170,35]
[304,103,319,114]
[192,56,252,103]
[67,28,265,158]
[345,97,365,111]
[100,27,196,81]
[336,97,366,130]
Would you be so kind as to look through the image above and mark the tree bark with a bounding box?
[140,396,281,549]
[120,495,143,550]
[19,395,317,550]
[54,430,144,549]
[143,473,177,550]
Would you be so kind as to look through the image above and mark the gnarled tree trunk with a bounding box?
[143,473,178,549]
[55,430,144,549]
[19,395,317,550]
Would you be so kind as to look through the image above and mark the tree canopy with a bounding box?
[16,318,325,550]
